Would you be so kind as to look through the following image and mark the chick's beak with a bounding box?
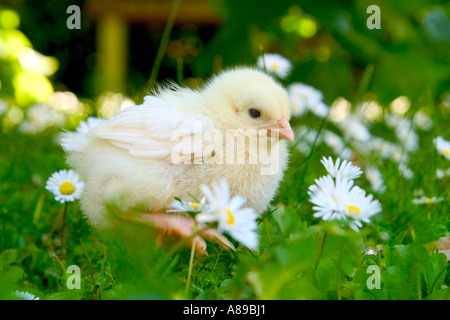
[267,117,294,142]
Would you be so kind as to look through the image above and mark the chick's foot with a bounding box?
[137,213,235,256]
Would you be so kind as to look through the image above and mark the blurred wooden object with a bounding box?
[86,0,221,27]
[85,0,221,94]
[97,13,128,95]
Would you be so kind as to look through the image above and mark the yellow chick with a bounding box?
[62,67,294,255]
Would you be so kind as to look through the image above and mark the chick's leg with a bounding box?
[135,213,235,256]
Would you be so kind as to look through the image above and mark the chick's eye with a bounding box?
[249,108,261,119]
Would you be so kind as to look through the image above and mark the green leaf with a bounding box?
[2,265,24,282]
[315,256,337,294]
[0,249,18,271]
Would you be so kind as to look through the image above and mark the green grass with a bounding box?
[0,107,449,300]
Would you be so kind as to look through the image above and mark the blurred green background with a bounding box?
[1,0,449,110]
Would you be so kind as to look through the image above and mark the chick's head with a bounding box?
[203,67,294,141]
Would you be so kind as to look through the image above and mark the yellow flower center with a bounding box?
[59,181,75,195]
[271,63,280,71]
[347,205,361,216]
[426,197,432,204]
[443,149,450,157]
[226,208,235,225]
[190,202,202,209]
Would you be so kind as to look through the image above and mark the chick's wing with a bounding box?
[87,96,214,162]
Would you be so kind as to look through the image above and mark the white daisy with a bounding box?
[323,130,344,151]
[168,197,209,213]
[339,115,371,142]
[436,168,450,179]
[412,196,444,205]
[76,117,105,135]
[434,136,450,160]
[198,179,258,250]
[366,137,394,160]
[390,146,408,163]
[310,101,329,118]
[413,111,432,131]
[13,290,39,300]
[257,53,292,79]
[287,83,328,117]
[295,126,322,155]
[323,131,352,160]
[365,166,386,194]
[395,125,419,153]
[385,113,411,129]
[288,87,308,117]
[45,169,84,203]
[398,162,414,180]
[21,103,66,133]
[321,156,363,180]
[308,175,352,221]
[60,117,105,151]
[308,175,381,231]
[342,185,382,232]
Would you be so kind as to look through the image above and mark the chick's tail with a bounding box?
[60,131,90,153]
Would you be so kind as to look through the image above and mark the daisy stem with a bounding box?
[312,231,328,282]
[185,220,198,293]
[60,202,69,246]
[353,63,374,107]
[176,57,184,85]
[416,272,422,300]
[259,44,267,72]
[336,238,345,300]
[148,0,181,89]
[264,218,271,243]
